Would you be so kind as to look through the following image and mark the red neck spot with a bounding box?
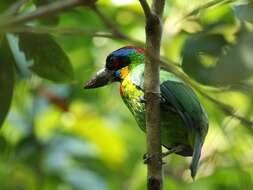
[123,46,145,54]
[134,47,145,54]
[119,82,123,96]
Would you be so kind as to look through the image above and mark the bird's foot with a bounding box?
[139,96,146,103]
[162,145,184,158]
[143,146,184,164]
[143,153,166,165]
[139,95,166,103]
[160,96,166,103]
[143,153,149,164]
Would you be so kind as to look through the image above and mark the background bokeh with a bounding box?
[0,0,253,190]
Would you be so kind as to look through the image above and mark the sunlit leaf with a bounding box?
[201,4,235,26]
[18,33,74,82]
[0,37,15,127]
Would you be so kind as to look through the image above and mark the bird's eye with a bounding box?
[106,56,117,70]
[105,55,130,70]
[118,56,130,67]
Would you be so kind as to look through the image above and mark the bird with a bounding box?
[84,46,209,179]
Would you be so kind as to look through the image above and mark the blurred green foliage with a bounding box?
[0,0,253,190]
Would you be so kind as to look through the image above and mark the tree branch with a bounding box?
[90,5,128,40]
[89,5,144,45]
[3,25,116,38]
[139,0,152,19]
[0,0,96,28]
[151,0,165,17]
[139,0,165,190]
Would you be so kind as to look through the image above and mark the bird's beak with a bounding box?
[84,68,113,89]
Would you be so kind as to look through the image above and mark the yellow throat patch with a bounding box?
[120,67,129,79]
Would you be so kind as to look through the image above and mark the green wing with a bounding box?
[160,79,208,179]
[160,81,208,131]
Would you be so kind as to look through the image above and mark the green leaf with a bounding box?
[182,31,253,86]
[18,33,74,82]
[214,31,253,84]
[182,33,228,85]
[201,4,235,26]
[0,37,15,128]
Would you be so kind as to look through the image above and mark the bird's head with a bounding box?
[84,46,144,89]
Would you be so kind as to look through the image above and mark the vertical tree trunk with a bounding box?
[139,0,165,190]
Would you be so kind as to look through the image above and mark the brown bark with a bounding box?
[139,0,165,190]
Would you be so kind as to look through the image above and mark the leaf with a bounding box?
[18,33,74,82]
[0,37,15,127]
[234,3,253,23]
[201,4,235,26]
[212,31,253,84]
[182,33,228,85]
[182,31,253,86]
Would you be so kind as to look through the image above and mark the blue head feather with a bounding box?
[114,70,121,79]
[111,48,136,57]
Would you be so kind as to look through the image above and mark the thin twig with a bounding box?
[139,0,152,19]
[0,0,95,27]
[180,0,237,22]
[91,5,128,40]
[0,0,143,45]
[3,25,116,38]
[88,4,144,45]
[0,0,142,45]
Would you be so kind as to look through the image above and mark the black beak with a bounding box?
[84,68,113,89]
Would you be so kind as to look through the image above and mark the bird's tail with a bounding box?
[190,133,203,179]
